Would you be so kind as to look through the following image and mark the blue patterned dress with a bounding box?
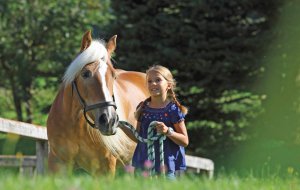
[132,101,186,175]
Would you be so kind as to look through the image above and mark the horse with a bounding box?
[46,31,148,176]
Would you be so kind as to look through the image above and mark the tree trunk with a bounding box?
[22,80,33,123]
[9,77,23,122]
[25,97,32,123]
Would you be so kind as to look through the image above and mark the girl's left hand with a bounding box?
[155,121,168,135]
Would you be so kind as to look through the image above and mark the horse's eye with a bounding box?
[101,56,105,62]
[81,70,92,79]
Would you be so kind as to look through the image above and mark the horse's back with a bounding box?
[116,69,148,101]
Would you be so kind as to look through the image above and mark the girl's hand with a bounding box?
[155,121,168,135]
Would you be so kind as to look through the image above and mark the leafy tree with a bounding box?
[0,0,113,123]
[108,0,281,161]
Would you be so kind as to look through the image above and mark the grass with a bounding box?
[0,170,299,190]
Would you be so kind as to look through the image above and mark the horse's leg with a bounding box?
[81,155,117,177]
[97,156,117,177]
[48,149,75,175]
[48,150,63,174]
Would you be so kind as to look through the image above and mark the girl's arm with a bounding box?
[120,121,141,143]
[155,121,189,147]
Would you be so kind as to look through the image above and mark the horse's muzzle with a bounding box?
[97,113,119,136]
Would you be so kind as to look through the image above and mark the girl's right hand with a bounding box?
[155,121,168,135]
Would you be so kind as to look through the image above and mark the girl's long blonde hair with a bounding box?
[134,65,188,120]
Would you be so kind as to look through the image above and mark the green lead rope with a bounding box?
[119,121,166,176]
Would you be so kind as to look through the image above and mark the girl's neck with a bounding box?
[149,96,170,108]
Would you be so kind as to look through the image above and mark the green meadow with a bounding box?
[0,172,299,190]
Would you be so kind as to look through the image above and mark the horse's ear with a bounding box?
[80,30,92,52]
[106,35,117,55]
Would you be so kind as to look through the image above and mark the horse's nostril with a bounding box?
[99,114,108,125]
[111,117,115,125]
[110,114,119,126]
[114,115,119,126]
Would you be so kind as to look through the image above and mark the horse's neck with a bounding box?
[113,82,127,122]
[55,84,82,123]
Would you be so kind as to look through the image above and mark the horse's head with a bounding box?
[63,31,119,136]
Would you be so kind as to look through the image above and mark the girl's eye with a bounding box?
[148,78,162,83]
[81,70,92,79]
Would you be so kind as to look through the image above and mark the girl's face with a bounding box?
[147,70,170,97]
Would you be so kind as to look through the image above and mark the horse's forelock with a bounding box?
[63,40,108,84]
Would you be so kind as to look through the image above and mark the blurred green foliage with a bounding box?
[230,0,300,176]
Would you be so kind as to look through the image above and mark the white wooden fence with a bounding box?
[0,117,48,175]
[0,117,214,177]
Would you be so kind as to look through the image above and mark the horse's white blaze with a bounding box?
[98,63,115,120]
[98,64,112,102]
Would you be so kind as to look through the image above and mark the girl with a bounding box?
[132,65,189,179]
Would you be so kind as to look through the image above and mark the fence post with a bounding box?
[36,140,48,175]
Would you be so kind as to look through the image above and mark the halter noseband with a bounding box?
[72,81,117,128]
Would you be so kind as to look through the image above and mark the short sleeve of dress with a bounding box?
[136,101,144,110]
[170,104,185,124]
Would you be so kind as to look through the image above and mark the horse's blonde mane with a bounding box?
[63,40,108,84]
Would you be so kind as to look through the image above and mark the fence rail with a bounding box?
[0,117,214,177]
[185,154,214,178]
[0,117,48,175]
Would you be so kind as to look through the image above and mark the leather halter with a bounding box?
[72,81,117,128]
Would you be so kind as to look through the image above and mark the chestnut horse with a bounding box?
[47,31,148,176]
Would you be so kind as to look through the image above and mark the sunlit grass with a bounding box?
[0,170,299,190]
